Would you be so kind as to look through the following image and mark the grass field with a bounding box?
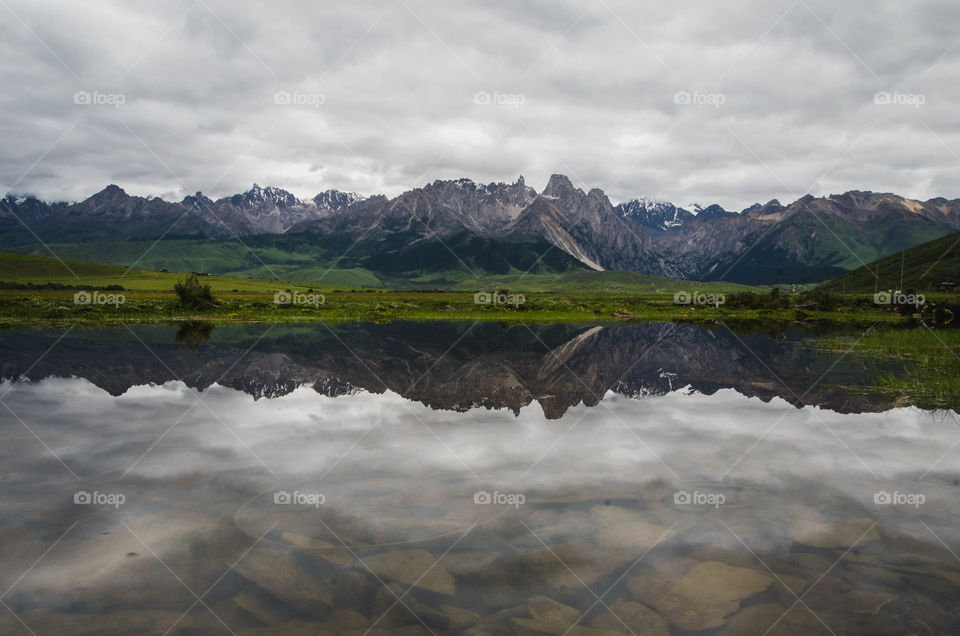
[0,250,930,327]
[0,249,760,295]
[449,269,762,294]
[3,247,378,290]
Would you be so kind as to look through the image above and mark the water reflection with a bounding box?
[174,321,214,352]
[0,321,915,417]
[0,322,958,634]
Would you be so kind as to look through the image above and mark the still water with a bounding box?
[0,322,957,634]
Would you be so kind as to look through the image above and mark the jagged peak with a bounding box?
[101,184,126,196]
[428,177,476,188]
[227,184,300,207]
[542,174,576,197]
[314,188,364,198]
[181,191,213,207]
[82,184,129,204]
[312,189,365,210]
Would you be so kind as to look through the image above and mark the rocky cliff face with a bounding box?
[295,176,537,242]
[509,174,669,273]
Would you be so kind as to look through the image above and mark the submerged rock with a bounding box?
[527,595,582,624]
[441,604,481,631]
[234,548,333,611]
[363,549,456,596]
[629,561,774,631]
[282,531,355,568]
[373,583,450,630]
[512,617,626,635]
[587,601,669,636]
[465,605,528,636]
[444,551,500,576]
[721,602,834,635]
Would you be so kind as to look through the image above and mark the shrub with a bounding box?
[174,274,215,310]
[725,288,790,310]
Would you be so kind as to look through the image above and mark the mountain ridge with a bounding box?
[4,176,960,284]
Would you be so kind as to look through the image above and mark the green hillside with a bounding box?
[818,231,960,294]
[0,249,759,295]
[0,251,332,293]
[451,269,758,294]
[11,232,586,289]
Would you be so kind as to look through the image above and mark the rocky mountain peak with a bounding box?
[587,188,607,200]
[541,174,579,198]
[91,184,128,201]
[181,191,213,209]
[228,184,299,209]
[616,198,692,232]
[312,189,365,212]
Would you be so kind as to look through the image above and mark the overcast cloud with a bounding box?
[1,0,959,210]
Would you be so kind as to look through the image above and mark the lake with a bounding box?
[0,321,957,634]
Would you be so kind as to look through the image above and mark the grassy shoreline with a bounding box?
[812,328,960,410]
[0,288,915,328]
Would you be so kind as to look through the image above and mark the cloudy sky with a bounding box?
[1,0,958,210]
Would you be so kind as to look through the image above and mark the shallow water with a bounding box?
[0,322,958,634]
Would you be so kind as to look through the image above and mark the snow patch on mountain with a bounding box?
[616,198,694,231]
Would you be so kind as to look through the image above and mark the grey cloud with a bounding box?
[1,0,959,210]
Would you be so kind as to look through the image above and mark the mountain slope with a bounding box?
[509,174,670,273]
[818,231,960,294]
[649,192,960,284]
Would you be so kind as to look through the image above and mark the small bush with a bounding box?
[726,288,790,310]
[174,274,215,310]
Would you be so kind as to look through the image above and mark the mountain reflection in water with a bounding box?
[0,322,958,634]
[0,321,913,416]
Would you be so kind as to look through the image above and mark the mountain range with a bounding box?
[4,176,960,285]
